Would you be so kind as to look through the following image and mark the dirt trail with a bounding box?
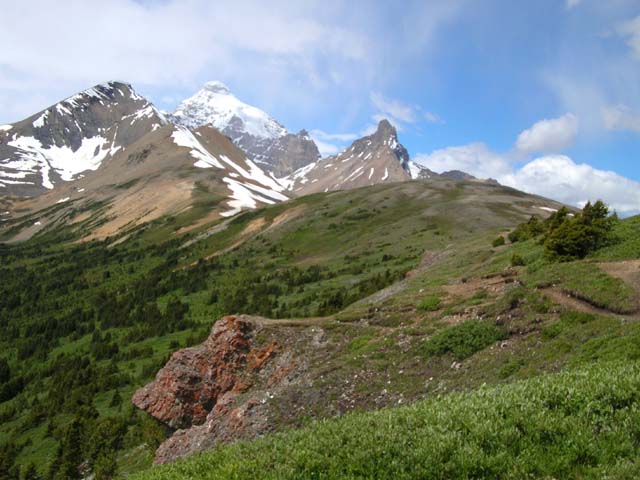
[443,270,518,299]
[540,259,640,319]
[541,287,621,317]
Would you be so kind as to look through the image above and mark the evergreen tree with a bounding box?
[48,419,83,480]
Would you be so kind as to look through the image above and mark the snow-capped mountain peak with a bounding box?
[170,81,287,140]
[167,81,319,177]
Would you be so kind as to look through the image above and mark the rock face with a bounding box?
[132,315,303,464]
[283,119,437,196]
[251,129,321,178]
[0,81,166,196]
[168,81,320,177]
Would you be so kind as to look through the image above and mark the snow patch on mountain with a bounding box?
[279,161,317,189]
[220,177,280,218]
[171,127,224,169]
[33,111,49,128]
[8,135,113,186]
[408,161,427,179]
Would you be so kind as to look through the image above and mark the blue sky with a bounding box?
[1,0,639,214]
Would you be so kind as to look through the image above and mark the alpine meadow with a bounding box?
[1,1,640,479]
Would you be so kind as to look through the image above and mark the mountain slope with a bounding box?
[0,81,166,196]
[169,81,320,177]
[0,122,287,242]
[283,119,437,195]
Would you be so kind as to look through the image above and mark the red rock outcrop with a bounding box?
[132,314,301,463]
[132,315,279,428]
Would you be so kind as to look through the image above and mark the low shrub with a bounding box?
[422,320,505,360]
[417,295,441,312]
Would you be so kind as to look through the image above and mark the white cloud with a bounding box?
[310,130,358,143]
[618,15,640,59]
[368,93,442,133]
[603,105,640,133]
[515,113,579,154]
[309,129,358,157]
[370,92,418,124]
[415,145,640,216]
[0,1,370,123]
[413,143,512,180]
[501,156,640,216]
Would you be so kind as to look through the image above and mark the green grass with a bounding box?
[525,261,636,313]
[591,215,640,261]
[133,361,640,480]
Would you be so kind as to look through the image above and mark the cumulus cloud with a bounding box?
[309,129,358,157]
[566,0,583,9]
[515,113,579,154]
[501,156,640,216]
[413,143,512,180]
[603,104,640,132]
[415,145,640,216]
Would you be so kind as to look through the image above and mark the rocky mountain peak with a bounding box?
[283,118,415,195]
[368,119,400,149]
[373,118,396,137]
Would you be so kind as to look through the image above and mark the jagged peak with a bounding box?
[370,119,398,146]
[375,118,395,135]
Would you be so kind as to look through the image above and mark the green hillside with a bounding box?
[0,179,638,479]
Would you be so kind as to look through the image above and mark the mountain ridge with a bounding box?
[283,119,439,195]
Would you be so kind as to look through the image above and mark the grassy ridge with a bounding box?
[134,361,640,480]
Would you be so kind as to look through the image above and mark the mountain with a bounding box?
[0,121,287,242]
[0,81,167,197]
[282,119,438,195]
[168,81,320,177]
[0,81,290,242]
